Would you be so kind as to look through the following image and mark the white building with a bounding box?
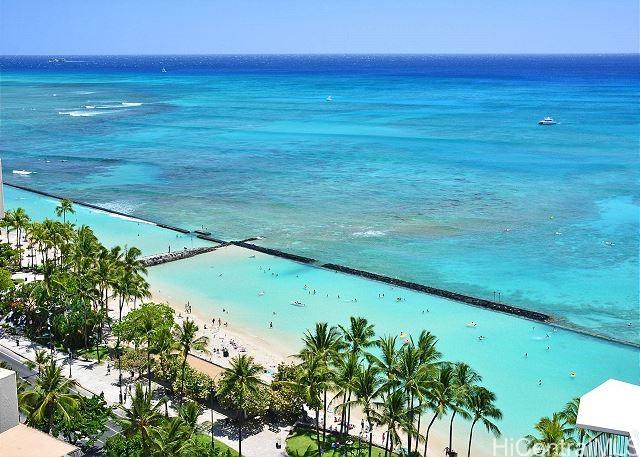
[0,368,79,457]
[576,379,639,457]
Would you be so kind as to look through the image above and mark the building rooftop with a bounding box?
[576,379,640,437]
[0,423,80,457]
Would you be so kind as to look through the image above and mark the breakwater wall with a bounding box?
[141,245,224,267]
[232,241,317,264]
[322,263,552,322]
[5,182,191,234]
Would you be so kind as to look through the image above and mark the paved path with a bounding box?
[0,332,291,456]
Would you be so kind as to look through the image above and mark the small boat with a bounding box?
[290,301,305,307]
[538,117,557,125]
[326,96,333,102]
[12,170,33,175]
[161,67,167,73]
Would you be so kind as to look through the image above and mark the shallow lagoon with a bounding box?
[148,245,640,445]
[5,185,213,255]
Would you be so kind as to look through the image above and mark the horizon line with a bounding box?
[1,52,639,57]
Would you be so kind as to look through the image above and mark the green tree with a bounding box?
[349,364,383,457]
[119,383,166,454]
[53,393,114,449]
[173,318,210,402]
[525,413,577,457]
[19,361,80,434]
[216,354,265,456]
[55,198,75,224]
[448,362,481,454]
[466,386,502,457]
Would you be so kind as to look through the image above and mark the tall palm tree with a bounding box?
[525,413,577,457]
[119,383,166,454]
[293,353,327,448]
[374,388,413,456]
[333,351,360,437]
[299,322,343,444]
[466,386,502,457]
[349,364,383,457]
[448,362,481,455]
[423,363,456,457]
[173,318,210,402]
[559,398,588,448]
[19,361,79,434]
[414,330,442,450]
[149,416,193,456]
[55,198,75,224]
[216,354,264,456]
[339,316,375,354]
[11,208,30,267]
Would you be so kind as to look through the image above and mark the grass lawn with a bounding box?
[76,345,110,361]
[286,429,396,457]
[195,433,239,456]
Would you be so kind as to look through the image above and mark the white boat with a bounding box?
[12,170,33,175]
[161,67,167,73]
[538,117,557,125]
[326,96,333,102]
[290,301,305,307]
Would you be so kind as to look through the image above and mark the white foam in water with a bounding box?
[352,229,388,238]
[58,110,110,117]
[121,102,143,107]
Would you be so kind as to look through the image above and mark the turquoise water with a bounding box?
[147,245,640,444]
[4,186,213,255]
[0,55,638,343]
[7,182,640,449]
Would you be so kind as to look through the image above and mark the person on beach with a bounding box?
[269,322,273,328]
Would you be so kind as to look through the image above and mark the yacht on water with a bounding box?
[538,116,557,125]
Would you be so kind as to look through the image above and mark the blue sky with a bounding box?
[1,0,638,55]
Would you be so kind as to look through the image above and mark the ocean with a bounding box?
[1,54,638,343]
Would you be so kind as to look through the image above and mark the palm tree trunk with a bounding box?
[384,430,390,457]
[423,413,438,457]
[467,420,478,457]
[238,407,244,457]
[368,417,373,457]
[315,408,321,449]
[415,400,423,451]
[448,410,457,455]
[408,394,414,454]
[180,352,188,404]
[340,391,347,435]
[346,391,352,438]
[322,389,327,445]
[147,344,152,391]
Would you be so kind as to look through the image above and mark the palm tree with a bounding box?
[12,208,30,267]
[525,413,577,457]
[333,351,360,437]
[119,383,166,454]
[149,416,193,456]
[414,330,441,451]
[293,353,327,449]
[368,335,399,390]
[339,316,375,354]
[216,354,265,456]
[374,388,413,456]
[560,398,588,448]
[299,322,343,444]
[466,386,502,457]
[349,364,383,457]
[55,198,75,224]
[19,361,80,434]
[448,362,481,455]
[173,318,210,402]
[423,363,456,457]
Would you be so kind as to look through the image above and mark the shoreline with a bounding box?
[6,181,639,350]
[148,280,495,457]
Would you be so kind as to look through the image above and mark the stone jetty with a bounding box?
[141,245,225,267]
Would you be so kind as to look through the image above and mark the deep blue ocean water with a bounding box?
[1,55,639,343]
